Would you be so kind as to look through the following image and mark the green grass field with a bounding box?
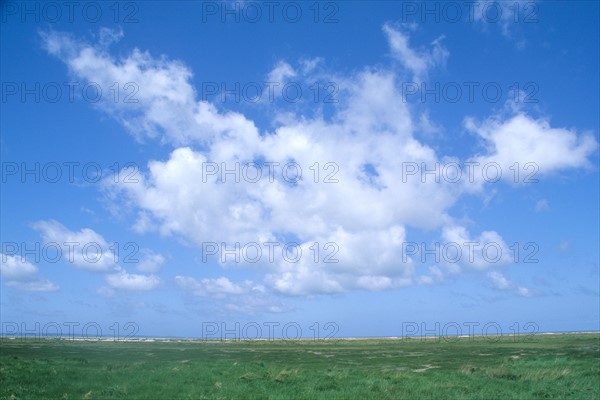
[1,333,598,399]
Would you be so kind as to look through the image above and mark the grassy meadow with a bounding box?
[1,333,598,399]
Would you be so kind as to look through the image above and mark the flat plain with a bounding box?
[1,333,598,399]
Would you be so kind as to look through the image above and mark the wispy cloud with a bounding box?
[383,23,448,81]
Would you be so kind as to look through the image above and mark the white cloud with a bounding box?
[42,28,595,299]
[97,26,124,47]
[175,276,286,314]
[470,0,537,40]
[31,220,163,293]
[136,250,165,273]
[132,211,156,233]
[267,61,297,83]
[32,220,118,271]
[1,254,59,292]
[223,301,287,315]
[265,226,414,295]
[383,23,448,80]
[106,270,160,291]
[517,286,533,297]
[466,114,597,183]
[0,254,38,280]
[415,226,514,286]
[41,29,259,147]
[488,271,512,289]
[5,279,59,292]
[442,225,512,270]
[418,266,446,285]
[488,271,533,297]
[175,276,259,297]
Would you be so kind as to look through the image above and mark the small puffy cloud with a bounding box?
[466,113,597,183]
[1,254,59,292]
[488,271,533,297]
[488,271,512,289]
[442,226,512,270]
[517,286,533,297]
[32,220,118,271]
[0,254,38,280]
[136,250,165,273]
[31,220,163,294]
[416,225,512,285]
[132,211,155,233]
[299,57,322,74]
[105,270,160,291]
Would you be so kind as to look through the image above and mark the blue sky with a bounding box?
[1,1,598,339]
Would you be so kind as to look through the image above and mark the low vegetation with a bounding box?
[1,333,598,399]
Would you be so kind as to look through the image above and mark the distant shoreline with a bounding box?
[1,330,598,342]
